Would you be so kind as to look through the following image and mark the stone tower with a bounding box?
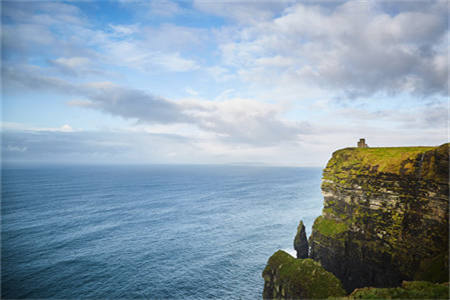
[357,138,368,148]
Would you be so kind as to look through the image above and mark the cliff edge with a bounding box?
[263,143,449,298]
[310,143,449,292]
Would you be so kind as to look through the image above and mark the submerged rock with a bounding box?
[262,250,346,299]
[294,220,308,259]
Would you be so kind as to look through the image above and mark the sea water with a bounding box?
[2,165,323,299]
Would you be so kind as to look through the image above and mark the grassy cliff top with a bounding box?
[324,143,448,179]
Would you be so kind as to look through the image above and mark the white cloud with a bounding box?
[149,0,182,16]
[102,40,199,72]
[52,57,90,69]
[193,0,295,24]
[185,87,199,96]
[214,89,236,101]
[215,1,449,98]
[109,24,140,36]
[206,66,235,82]
[31,124,76,133]
[6,145,28,153]
[60,124,74,132]
[154,52,199,72]
[47,56,105,77]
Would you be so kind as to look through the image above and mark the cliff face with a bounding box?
[309,143,449,293]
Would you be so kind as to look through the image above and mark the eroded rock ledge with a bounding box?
[263,143,449,298]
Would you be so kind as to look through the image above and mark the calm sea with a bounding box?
[2,165,323,299]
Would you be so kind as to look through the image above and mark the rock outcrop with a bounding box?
[262,250,346,299]
[293,220,308,259]
[309,143,449,293]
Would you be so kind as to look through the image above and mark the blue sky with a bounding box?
[2,0,448,166]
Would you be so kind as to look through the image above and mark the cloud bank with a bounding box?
[217,1,448,98]
[2,0,448,165]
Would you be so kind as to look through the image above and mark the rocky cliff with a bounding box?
[262,143,449,299]
[309,143,449,293]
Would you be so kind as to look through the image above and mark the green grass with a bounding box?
[263,250,346,298]
[313,216,349,237]
[350,147,433,174]
[324,144,448,177]
[350,281,449,299]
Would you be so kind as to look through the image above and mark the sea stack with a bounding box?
[293,220,308,259]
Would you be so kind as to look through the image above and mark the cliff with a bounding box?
[309,143,449,292]
[262,143,449,298]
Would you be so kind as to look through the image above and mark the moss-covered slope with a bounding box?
[262,250,346,299]
[309,143,449,293]
[350,281,449,299]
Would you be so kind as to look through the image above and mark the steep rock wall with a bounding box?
[309,144,449,293]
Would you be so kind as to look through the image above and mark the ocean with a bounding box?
[1,165,323,299]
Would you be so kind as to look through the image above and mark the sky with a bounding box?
[1,0,449,166]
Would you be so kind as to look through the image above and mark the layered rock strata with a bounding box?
[309,144,449,292]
